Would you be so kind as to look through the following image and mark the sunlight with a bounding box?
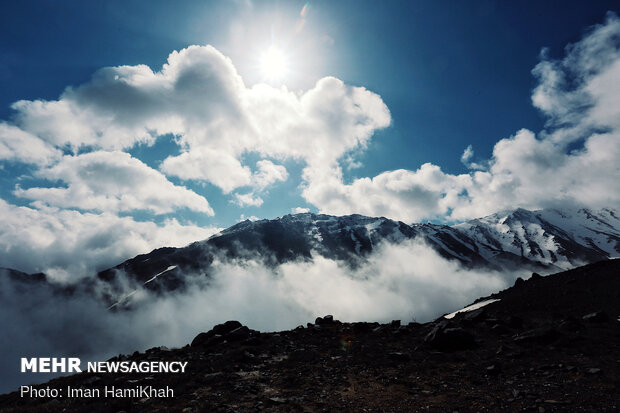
[260,46,288,82]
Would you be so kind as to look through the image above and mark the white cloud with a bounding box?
[252,160,288,190]
[234,192,264,207]
[460,144,485,170]
[302,14,620,222]
[10,46,389,195]
[239,214,260,222]
[292,207,310,214]
[160,148,252,194]
[460,144,474,164]
[14,151,213,215]
[0,123,61,166]
[231,160,288,207]
[302,162,468,223]
[0,198,220,279]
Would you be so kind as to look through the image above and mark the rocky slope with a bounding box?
[1,259,618,412]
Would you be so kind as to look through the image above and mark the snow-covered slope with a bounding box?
[452,208,620,270]
[95,206,620,298]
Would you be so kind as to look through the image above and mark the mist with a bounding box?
[0,239,524,393]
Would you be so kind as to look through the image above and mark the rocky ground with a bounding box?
[1,259,619,412]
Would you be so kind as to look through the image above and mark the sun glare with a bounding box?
[260,46,288,82]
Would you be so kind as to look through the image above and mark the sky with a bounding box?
[1,0,620,276]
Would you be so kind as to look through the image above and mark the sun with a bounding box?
[260,46,288,82]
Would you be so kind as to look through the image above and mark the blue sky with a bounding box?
[1,1,620,275]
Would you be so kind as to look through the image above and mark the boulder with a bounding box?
[213,320,243,335]
[582,311,609,323]
[227,326,251,341]
[315,315,334,325]
[191,332,223,347]
[424,326,477,351]
[513,328,561,345]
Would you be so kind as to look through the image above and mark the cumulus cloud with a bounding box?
[10,45,389,195]
[14,151,213,215]
[0,199,219,279]
[252,160,288,190]
[0,123,61,166]
[302,14,620,221]
[302,162,469,223]
[161,148,252,193]
[231,160,288,207]
[234,192,264,207]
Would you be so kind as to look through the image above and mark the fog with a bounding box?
[0,239,523,393]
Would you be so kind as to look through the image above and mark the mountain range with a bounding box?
[94,207,620,300]
[2,206,619,308]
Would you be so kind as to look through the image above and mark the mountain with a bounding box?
[95,207,620,301]
[2,259,618,412]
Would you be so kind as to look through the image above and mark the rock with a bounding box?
[424,326,477,351]
[212,320,243,335]
[587,368,601,374]
[316,315,334,325]
[390,320,401,328]
[558,317,583,332]
[491,324,510,335]
[513,277,525,287]
[190,331,213,347]
[463,308,487,323]
[387,352,410,362]
[485,364,501,376]
[227,326,251,341]
[513,328,560,345]
[83,376,101,385]
[582,311,609,322]
[352,322,375,333]
[531,272,542,280]
[507,315,523,329]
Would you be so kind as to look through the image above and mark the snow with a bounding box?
[144,265,177,285]
[444,299,501,319]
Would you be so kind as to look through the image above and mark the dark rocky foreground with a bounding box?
[1,259,619,413]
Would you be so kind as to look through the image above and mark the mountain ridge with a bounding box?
[3,206,619,308]
[95,206,620,293]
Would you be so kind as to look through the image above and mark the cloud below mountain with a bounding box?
[0,239,513,393]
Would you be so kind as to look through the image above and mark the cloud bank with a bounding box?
[0,199,219,280]
[0,240,514,393]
